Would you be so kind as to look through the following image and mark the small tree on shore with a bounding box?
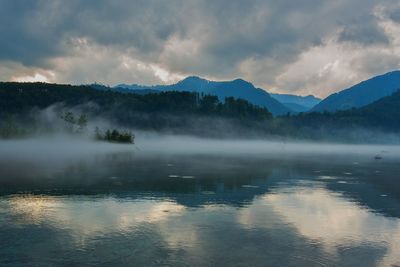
[61,111,88,133]
[77,114,88,132]
[62,111,76,132]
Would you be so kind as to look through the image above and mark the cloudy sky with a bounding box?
[1,0,400,97]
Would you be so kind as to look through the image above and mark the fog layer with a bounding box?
[1,133,400,164]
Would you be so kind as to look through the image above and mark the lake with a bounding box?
[0,137,400,266]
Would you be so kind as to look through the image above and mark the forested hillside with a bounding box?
[311,71,400,112]
[0,82,272,136]
[1,82,399,142]
[288,90,400,132]
[117,76,291,115]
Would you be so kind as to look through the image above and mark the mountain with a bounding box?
[2,82,400,141]
[311,70,400,112]
[117,76,291,115]
[0,82,272,137]
[348,89,400,130]
[89,83,159,95]
[290,89,400,135]
[280,102,313,113]
[270,93,321,112]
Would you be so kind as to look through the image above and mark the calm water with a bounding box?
[1,140,400,266]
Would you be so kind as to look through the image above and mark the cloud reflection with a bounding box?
[6,195,186,241]
[238,188,400,266]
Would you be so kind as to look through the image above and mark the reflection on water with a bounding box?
[1,148,400,266]
[239,189,400,266]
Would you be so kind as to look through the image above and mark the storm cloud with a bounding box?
[0,0,400,97]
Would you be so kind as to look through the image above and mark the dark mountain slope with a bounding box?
[311,71,400,112]
[117,76,291,115]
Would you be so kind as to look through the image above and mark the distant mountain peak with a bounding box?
[182,76,202,80]
[176,76,210,88]
[270,93,321,111]
[179,76,253,87]
[179,76,208,83]
[115,76,290,115]
[311,70,400,112]
[231,78,253,87]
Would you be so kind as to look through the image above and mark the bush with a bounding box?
[95,127,134,144]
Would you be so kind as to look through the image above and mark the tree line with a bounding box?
[0,82,272,118]
[0,82,399,141]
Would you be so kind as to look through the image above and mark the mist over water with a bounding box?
[2,132,400,160]
[1,134,400,266]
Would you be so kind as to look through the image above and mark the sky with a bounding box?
[1,0,400,98]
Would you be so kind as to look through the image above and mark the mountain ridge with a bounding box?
[270,93,321,112]
[116,76,293,115]
[311,70,400,112]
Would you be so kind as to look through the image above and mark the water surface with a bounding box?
[1,139,400,266]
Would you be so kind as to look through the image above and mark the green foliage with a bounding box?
[77,114,88,132]
[1,82,398,141]
[95,128,134,144]
[0,82,272,132]
[278,89,400,134]
[61,111,76,131]
[0,117,26,138]
[62,111,75,124]
[61,111,88,133]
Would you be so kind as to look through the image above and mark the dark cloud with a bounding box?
[0,0,382,65]
[0,0,186,65]
[338,17,389,45]
[388,6,400,22]
[65,0,184,54]
[0,0,399,96]
[0,1,64,65]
